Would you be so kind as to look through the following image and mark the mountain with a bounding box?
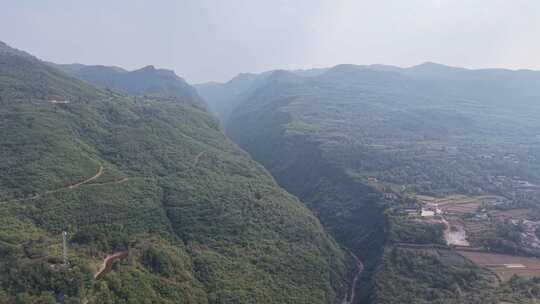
[197,62,540,125]
[0,41,352,303]
[0,42,102,103]
[54,62,205,107]
[202,63,540,302]
[195,72,269,122]
[195,68,327,123]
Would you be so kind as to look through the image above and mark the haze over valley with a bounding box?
[2,1,540,303]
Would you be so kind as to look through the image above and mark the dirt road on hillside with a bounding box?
[0,165,129,204]
[68,165,103,188]
[94,251,129,279]
[193,151,206,166]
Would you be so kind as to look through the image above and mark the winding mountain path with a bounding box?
[87,177,129,187]
[68,165,103,188]
[94,251,129,280]
[348,251,364,304]
[0,165,129,204]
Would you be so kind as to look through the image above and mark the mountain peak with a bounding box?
[416,61,446,67]
[134,65,179,78]
[266,69,303,83]
[407,62,467,75]
[57,62,203,106]
[139,65,156,72]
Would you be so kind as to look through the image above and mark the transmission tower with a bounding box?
[62,231,68,266]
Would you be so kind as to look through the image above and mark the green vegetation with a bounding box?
[0,41,350,303]
[373,247,497,304]
[0,41,102,103]
[387,213,445,245]
[54,63,205,108]
[201,63,540,302]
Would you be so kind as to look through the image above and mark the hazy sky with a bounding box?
[1,0,539,83]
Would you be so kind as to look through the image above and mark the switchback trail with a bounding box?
[0,165,129,204]
[68,165,103,188]
[94,251,129,279]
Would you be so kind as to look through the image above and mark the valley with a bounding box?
[199,63,540,303]
[3,2,540,303]
[2,35,540,304]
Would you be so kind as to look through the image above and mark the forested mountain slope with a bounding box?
[203,63,540,303]
[0,41,351,304]
[54,62,205,107]
[194,68,327,122]
[195,73,268,122]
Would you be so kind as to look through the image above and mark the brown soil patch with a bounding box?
[489,209,529,221]
[94,251,129,280]
[458,250,540,282]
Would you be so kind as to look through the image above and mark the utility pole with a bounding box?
[62,231,68,266]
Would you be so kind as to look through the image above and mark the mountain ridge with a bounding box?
[0,41,352,303]
[52,61,206,108]
[201,58,540,303]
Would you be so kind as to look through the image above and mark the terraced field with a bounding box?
[458,250,540,282]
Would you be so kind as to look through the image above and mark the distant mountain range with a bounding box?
[52,62,206,107]
[197,62,540,125]
[197,61,540,303]
[194,68,329,123]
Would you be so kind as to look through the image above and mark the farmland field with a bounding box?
[417,194,506,215]
[458,250,540,282]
